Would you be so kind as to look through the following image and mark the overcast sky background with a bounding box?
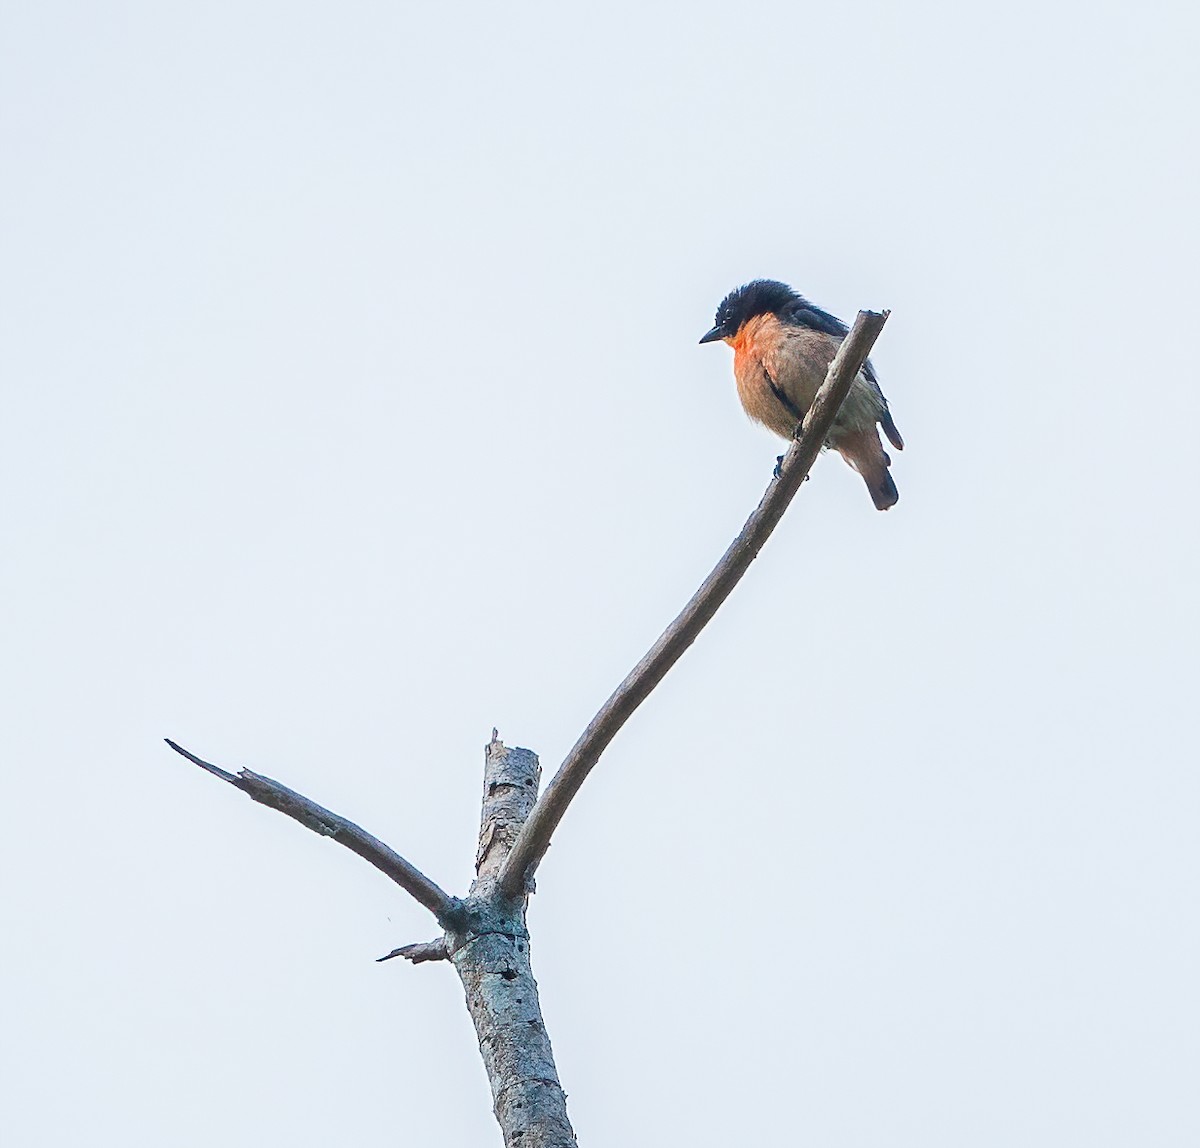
[2,2,1198,1144]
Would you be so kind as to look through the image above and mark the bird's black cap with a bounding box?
[701,280,799,343]
[700,279,850,344]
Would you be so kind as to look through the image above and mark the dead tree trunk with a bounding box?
[166,311,888,1145]
[449,739,575,1147]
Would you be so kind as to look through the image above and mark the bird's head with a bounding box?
[699,279,798,345]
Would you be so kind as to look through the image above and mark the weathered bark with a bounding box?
[445,737,576,1147]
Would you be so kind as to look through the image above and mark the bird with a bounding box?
[700,279,903,510]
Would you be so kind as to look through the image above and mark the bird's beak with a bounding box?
[699,327,724,345]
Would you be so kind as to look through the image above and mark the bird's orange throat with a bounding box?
[726,312,778,356]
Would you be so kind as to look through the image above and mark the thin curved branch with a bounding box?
[165,738,461,926]
[498,310,890,899]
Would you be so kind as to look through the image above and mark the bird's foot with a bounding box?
[773,454,810,481]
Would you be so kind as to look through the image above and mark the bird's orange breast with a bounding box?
[728,314,801,439]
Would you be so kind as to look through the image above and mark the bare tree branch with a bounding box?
[498,310,890,899]
[165,738,461,926]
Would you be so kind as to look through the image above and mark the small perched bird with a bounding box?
[701,279,904,510]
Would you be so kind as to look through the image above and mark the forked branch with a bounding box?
[164,738,460,925]
[498,310,890,899]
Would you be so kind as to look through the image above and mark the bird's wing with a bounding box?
[782,299,878,383]
[784,297,902,447]
[782,300,848,338]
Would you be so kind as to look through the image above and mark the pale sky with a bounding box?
[3,1,1198,1145]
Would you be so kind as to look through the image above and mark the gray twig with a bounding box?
[377,938,450,964]
[164,738,460,926]
[497,310,890,898]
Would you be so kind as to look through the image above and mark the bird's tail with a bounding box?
[881,408,904,452]
[835,429,899,511]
